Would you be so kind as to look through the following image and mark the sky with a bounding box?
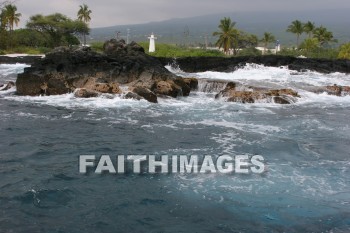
[11,0,350,28]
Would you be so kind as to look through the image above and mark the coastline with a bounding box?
[0,54,44,64]
[158,55,350,74]
[1,53,349,75]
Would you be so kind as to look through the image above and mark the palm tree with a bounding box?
[3,4,21,48]
[213,17,239,55]
[260,32,275,54]
[77,4,92,45]
[286,20,304,49]
[303,21,315,38]
[0,10,8,30]
[313,26,336,47]
[4,4,21,32]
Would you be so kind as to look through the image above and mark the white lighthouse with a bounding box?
[148,33,157,53]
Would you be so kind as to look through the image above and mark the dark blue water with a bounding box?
[1,64,350,232]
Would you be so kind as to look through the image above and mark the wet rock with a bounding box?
[74,88,99,98]
[174,77,190,96]
[183,78,199,90]
[0,81,15,91]
[16,40,190,100]
[273,96,291,104]
[124,92,142,100]
[131,86,158,103]
[313,84,350,96]
[216,82,299,104]
[82,78,122,94]
[226,91,258,103]
[265,89,300,98]
[154,80,181,97]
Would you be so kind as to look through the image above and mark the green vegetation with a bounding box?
[260,32,275,54]
[140,42,223,57]
[90,41,261,58]
[0,3,349,60]
[212,17,239,55]
[0,2,90,52]
[278,47,339,59]
[303,21,315,38]
[90,41,104,53]
[299,38,319,56]
[286,20,304,48]
[212,17,258,55]
[313,26,336,46]
[286,20,337,49]
[338,43,350,59]
[26,13,89,48]
[1,3,21,48]
[77,4,92,45]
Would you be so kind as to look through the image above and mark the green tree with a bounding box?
[260,32,275,54]
[2,4,21,48]
[3,4,20,32]
[338,43,350,59]
[13,29,49,47]
[0,13,8,49]
[213,17,239,55]
[300,38,319,54]
[26,13,89,47]
[286,20,304,49]
[238,32,258,49]
[303,21,315,38]
[313,26,336,47]
[77,4,91,45]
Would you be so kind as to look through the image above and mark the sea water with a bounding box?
[0,63,349,232]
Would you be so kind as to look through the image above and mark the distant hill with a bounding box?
[90,9,350,47]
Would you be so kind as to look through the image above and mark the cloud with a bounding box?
[13,0,349,28]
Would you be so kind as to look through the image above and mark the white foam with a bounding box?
[192,64,350,88]
[166,63,350,106]
[0,63,30,77]
[199,119,281,135]
[4,92,152,110]
[1,63,350,109]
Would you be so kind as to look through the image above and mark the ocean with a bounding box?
[0,63,349,232]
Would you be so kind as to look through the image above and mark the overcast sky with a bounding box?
[13,0,349,28]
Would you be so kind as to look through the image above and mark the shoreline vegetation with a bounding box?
[0,2,350,60]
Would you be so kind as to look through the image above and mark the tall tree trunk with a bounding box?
[297,34,300,49]
[9,25,13,49]
[83,33,86,46]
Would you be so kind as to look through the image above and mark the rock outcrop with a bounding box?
[129,86,158,103]
[183,78,199,90]
[16,40,191,102]
[74,88,99,98]
[312,84,350,96]
[80,78,122,94]
[215,82,300,104]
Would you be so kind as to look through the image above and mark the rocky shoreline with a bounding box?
[0,55,43,64]
[2,41,350,104]
[158,55,350,74]
[15,40,191,103]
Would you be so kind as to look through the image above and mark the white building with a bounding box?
[148,33,157,53]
